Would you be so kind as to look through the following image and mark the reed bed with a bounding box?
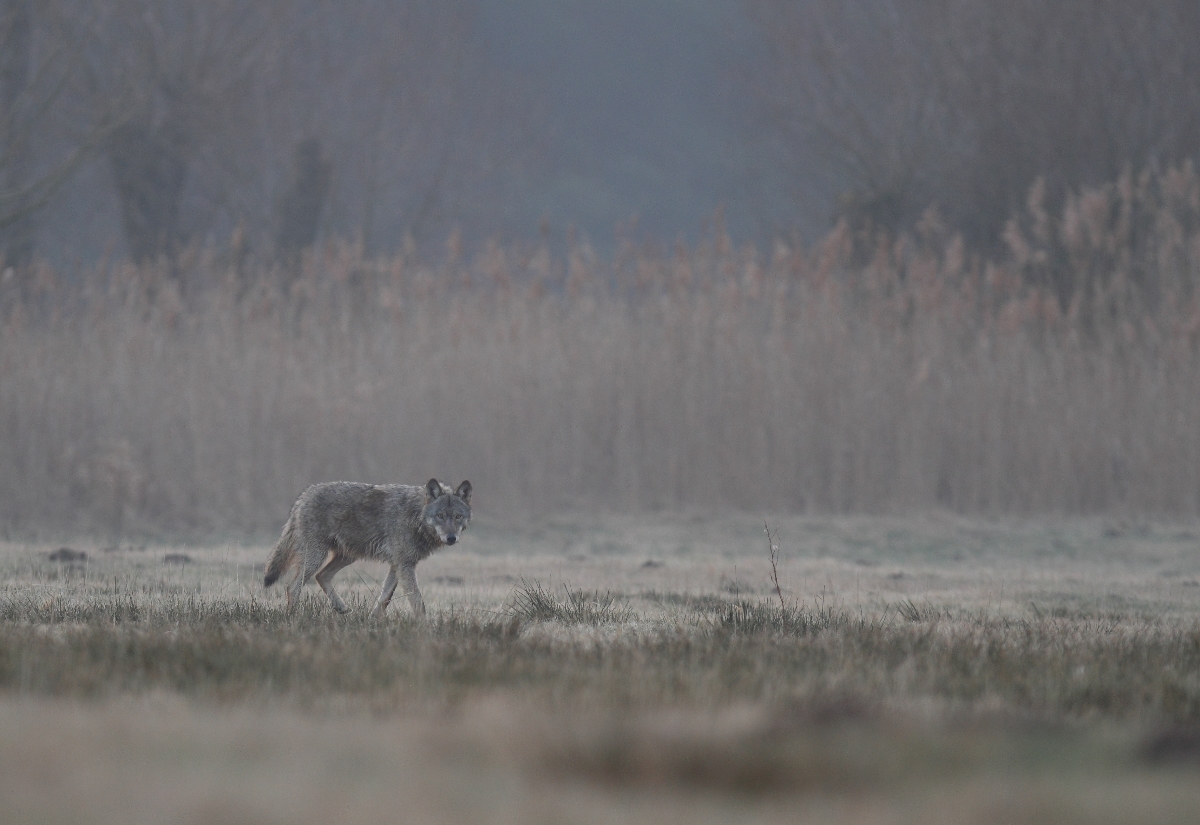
[3,166,1200,537]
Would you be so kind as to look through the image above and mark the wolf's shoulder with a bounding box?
[297,480,374,500]
[373,483,425,500]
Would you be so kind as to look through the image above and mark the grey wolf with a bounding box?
[263,478,472,618]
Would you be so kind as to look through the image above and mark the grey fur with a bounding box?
[263,478,472,618]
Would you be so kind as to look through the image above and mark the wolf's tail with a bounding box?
[263,513,297,588]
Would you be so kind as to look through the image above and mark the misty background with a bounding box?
[3,0,1200,538]
[4,0,1195,266]
[3,0,761,265]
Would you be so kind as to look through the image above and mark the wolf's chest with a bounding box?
[410,526,443,562]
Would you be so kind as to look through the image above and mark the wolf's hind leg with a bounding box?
[369,566,400,619]
[400,564,426,618]
[284,546,324,612]
[315,553,354,614]
[285,567,305,611]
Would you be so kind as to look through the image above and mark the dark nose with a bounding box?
[446,535,457,545]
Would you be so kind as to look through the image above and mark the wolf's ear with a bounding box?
[425,478,443,501]
[455,480,472,505]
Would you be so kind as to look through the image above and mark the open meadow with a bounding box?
[6,4,1200,821]
[3,165,1200,822]
[3,512,1200,824]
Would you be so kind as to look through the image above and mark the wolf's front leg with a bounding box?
[400,564,426,618]
[369,566,400,619]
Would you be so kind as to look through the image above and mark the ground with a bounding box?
[1,512,1200,824]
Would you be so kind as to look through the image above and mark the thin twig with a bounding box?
[765,522,785,611]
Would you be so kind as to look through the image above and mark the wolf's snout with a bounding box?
[445,535,457,545]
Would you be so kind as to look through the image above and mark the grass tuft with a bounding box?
[508,579,633,625]
[2,562,1200,721]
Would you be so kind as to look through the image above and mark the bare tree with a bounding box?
[273,137,331,262]
[744,0,1200,247]
[744,0,960,237]
[65,0,280,262]
[284,0,536,253]
[949,0,1200,243]
[0,1,108,268]
[3,0,535,268]
[0,0,35,263]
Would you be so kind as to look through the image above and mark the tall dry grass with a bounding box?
[3,165,1200,537]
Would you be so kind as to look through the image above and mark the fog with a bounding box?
[3,1,1200,538]
[475,0,755,242]
[5,1,1200,264]
[4,0,761,265]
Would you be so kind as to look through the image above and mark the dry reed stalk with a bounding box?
[765,522,784,611]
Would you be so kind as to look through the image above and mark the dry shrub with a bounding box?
[2,166,1200,537]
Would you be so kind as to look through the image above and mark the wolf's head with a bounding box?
[422,478,472,545]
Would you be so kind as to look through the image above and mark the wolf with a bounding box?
[263,478,471,618]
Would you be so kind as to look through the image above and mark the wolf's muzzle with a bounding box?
[445,535,457,545]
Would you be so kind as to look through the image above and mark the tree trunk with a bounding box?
[0,0,35,267]
[108,120,188,263]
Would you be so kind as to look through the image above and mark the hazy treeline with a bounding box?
[746,0,1200,246]
[3,164,1199,537]
[8,2,1200,267]
[0,0,532,271]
